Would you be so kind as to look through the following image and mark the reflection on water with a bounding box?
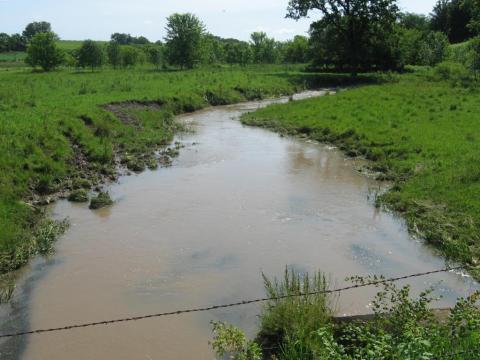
[1,92,478,360]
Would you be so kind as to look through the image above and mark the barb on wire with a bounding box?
[0,266,466,339]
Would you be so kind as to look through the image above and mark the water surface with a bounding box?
[1,92,478,360]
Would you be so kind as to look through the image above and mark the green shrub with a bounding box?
[210,322,262,360]
[433,61,471,85]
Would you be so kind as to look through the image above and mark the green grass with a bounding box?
[242,70,480,276]
[211,269,480,359]
[0,64,311,274]
[56,40,107,52]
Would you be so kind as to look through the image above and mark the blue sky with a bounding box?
[1,0,438,42]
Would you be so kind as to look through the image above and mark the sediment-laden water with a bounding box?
[1,92,478,360]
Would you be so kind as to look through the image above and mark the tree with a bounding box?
[398,28,425,65]
[200,34,225,64]
[106,41,122,69]
[0,33,10,52]
[120,46,139,68]
[283,35,310,63]
[250,32,278,63]
[431,0,476,43]
[111,33,150,45]
[8,34,27,51]
[111,33,132,45]
[77,40,104,71]
[25,32,64,71]
[287,0,400,72]
[224,40,252,66]
[468,0,480,34]
[133,36,150,45]
[164,13,205,69]
[399,13,430,31]
[431,0,450,34]
[418,31,449,65]
[146,45,163,69]
[23,21,54,42]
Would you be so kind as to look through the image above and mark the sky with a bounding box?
[0,0,438,42]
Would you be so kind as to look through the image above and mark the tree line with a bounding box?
[5,0,480,73]
[19,14,311,72]
[288,0,480,72]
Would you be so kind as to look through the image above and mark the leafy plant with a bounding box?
[211,321,262,360]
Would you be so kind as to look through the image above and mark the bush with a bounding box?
[210,322,262,360]
[419,32,449,66]
[433,61,471,85]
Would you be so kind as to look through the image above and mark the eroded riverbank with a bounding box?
[1,92,478,360]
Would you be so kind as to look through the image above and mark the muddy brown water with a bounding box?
[1,91,478,360]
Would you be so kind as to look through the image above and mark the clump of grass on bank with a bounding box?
[68,189,89,202]
[242,68,480,278]
[0,65,322,274]
[211,269,480,360]
[257,268,332,358]
[89,192,113,210]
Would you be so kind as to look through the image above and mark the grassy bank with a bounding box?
[0,64,325,276]
[242,69,480,277]
[211,269,480,359]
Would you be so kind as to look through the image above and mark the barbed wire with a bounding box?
[0,266,467,339]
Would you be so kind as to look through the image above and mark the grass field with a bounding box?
[242,70,480,276]
[56,39,107,51]
[0,64,315,275]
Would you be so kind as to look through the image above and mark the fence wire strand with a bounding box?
[0,266,467,339]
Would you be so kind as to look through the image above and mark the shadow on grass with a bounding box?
[268,71,391,88]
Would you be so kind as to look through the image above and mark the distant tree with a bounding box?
[398,28,425,65]
[419,31,449,65]
[106,41,122,69]
[23,21,54,42]
[431,0,476,43]
[8,34,27,51]
[224,40,252,66]
[448,0,476,42]
[120,46,139,67]
[250,32,278,63]
[77,40,104,71]
[200,34,225,64]
[283,35,309,63]
[0,33,10,52]
[111,33,150,45]
[133,36,150,45]
[25,32,64,71]
[111,33,132,45]
[399,13,430,31]
[468,0,480,33]
[287,0,400,72]
[236,43,253,66]
[431,0,450,34]
[164,13,206,69]
[146,45,163,69]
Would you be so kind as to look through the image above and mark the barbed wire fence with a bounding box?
[0,265,472,339]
